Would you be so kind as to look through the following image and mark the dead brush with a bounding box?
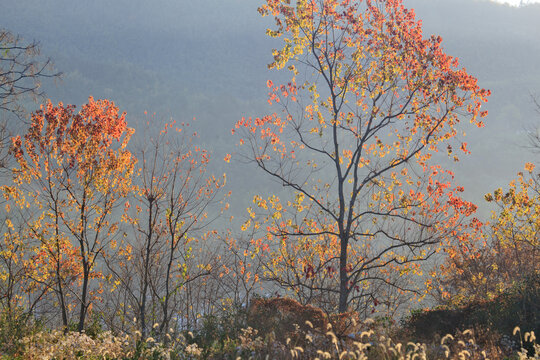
[12,320,539,359]
[279,323,539,360]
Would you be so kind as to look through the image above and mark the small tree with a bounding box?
[215,230,265,309]
[235,0,489,313]
[436,163,539,307]
[435,95,540,307]
[106,121,226,338]
[5,98,135,331]
[0,212,50,328]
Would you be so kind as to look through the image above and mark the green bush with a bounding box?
[189,304,247,358]
[0,307,43,356]
[403,273,539,358]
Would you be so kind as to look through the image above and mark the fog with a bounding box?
[2,0,539,220]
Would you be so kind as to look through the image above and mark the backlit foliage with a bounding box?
[487,163,539,256]
[436,163,539,306]
[234,0,489,313]
[3,97,135,330]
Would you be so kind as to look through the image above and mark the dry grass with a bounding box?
[8,322,537,359]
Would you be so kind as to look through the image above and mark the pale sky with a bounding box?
[490,0,540,5]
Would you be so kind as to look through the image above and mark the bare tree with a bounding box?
[0,29,60,118]
[527,94,540,152]
[214,230,265,309]
[0,29,61,170]
[106,121,226,339]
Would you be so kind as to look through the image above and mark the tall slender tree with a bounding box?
[235,0,489,313]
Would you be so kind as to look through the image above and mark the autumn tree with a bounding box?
[0,212,51,339]
[485,163,539,281]
[434,96,539,306]
[0,30,60,324]
[105,121,226,338]
[5,98,135,331]
[435,163,539,307]
[235,0,489,313]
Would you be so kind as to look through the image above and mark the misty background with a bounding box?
[1,0,539,222]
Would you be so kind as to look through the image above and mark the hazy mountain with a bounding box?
[2,0,539,220]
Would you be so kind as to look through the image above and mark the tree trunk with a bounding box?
[338,237,349,313]
[78,264,89,332]
[57,269,69,331]
[140,198,154,339]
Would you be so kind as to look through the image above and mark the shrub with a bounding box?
[246,297,328,343]
[405,273,539,343]
[0,308,42,356]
